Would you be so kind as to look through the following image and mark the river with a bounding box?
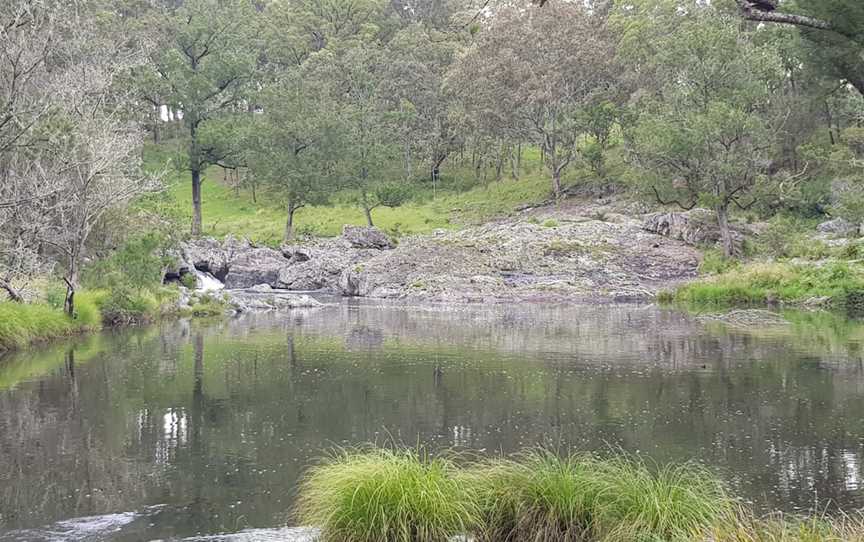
[1,300,863,540]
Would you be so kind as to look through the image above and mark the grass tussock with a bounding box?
[673,261,864,311]
[0,297,102,351]
[293,447,476,542]
[465,450,733,542]
[294,447,740,542]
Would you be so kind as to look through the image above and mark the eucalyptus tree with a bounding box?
[384,24,462,184]
[621,1,784,258]
[449,2,618,199]
[247,74,340,242]
[313,42,405,226]
[141,0,262,236]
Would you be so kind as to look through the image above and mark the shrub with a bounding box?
[293,447,477,542]
[82,233,174,292]
[699,249,739,275]
[180,272,198,290]
[99,287,159,325]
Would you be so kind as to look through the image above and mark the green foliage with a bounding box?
[294,447,476,542]
[749,217,835,261]
[542,219,559,228]
[82,233,174,292]
[373,181,414,209]
[183,293,228,318]
[699,250,739,276]
[180,273,197,290]
[99,288,160,326]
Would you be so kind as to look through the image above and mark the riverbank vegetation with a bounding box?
[668,261,864,312]
[295,446,864,542]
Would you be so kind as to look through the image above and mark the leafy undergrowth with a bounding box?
[669,261,864,312]
[294,446,863,542]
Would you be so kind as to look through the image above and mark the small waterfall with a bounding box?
[193,268,224,292]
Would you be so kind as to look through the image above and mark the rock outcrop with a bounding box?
[643,208,744,254]
[166,205,702,303]
[341,204,701,302]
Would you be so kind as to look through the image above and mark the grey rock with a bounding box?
[227,291,322,312]
[175,237,290,289]
[341,225,394,249]
[248,283,274,292]
[223,246,288,289]
[181,238,231,280]
[816,218,858,237]
[281,245,314,262]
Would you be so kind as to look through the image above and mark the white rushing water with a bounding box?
[193,269,224,292]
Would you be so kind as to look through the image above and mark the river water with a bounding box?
[1,300,864,540]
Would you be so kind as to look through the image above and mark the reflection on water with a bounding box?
[1,301,864,540]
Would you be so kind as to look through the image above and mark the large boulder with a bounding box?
[341,225,394,250]
[277,251,355,291]
[181,238,231,280]
[223,246,289,289]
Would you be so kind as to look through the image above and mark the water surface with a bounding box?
[1,301,864,540]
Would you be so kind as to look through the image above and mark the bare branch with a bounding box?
[652,186,697,211]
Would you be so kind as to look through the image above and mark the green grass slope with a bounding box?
[142,142,582,244]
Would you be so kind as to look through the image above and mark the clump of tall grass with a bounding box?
[465,449,734,542]
[0,289,107,351]
[0,302,76,350]
[293,447,477,542]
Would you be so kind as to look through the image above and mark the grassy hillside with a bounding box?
[141,141,598,244]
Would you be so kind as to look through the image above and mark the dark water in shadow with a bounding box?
[2,301,864,540]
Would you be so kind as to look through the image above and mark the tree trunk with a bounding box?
[552,169,562,200]
[716,203,735,259]
[284,205,296,243]
[152,109,160,144]
[63,273,77,317]
[191,167,202,236]
[0,278,23,302]
[511,143,521,180]
[364,206,374,227]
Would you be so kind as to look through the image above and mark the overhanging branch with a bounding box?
[735,1,832,31]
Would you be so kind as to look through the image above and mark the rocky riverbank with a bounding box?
[166,202,709,303]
